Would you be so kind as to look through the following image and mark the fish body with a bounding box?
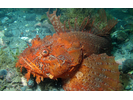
[16,9,123,90]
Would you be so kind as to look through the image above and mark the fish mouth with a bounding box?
[20,56,54,79]
[17,56,46,84]
[21,56,43,74]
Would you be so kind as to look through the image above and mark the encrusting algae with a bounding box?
[15,9,123,91]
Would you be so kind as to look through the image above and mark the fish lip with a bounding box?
[21,56,43,74]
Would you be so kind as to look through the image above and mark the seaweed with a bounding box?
[9,47,20,62]
[59,9,114,29]
[0,48,12,66]
[0,78,10,91]
[0,47,21,69]
[59,8,96,28]
[40,14,48,22]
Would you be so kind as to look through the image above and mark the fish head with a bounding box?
[16,33,82,82]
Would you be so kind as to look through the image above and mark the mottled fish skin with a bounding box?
[62,53,123,91]
[15,9,123,90]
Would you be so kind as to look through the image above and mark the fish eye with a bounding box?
[42,49,49,56]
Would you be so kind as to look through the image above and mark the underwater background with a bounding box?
[0,8,133,91]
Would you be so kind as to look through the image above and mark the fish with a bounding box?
[15,9,123,91]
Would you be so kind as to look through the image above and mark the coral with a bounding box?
[16,9,122,91]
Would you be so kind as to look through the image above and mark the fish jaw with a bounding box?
[16,33,83,83]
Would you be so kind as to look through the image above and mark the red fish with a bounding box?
[16,9,123,90]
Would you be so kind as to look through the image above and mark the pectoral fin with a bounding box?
[62,53,123,91]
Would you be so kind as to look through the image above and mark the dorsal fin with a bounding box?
[47,9,118,36]
[47,9,68,34]
[91,9,118,36]
[46,9,91,34]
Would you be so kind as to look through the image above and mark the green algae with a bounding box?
[0,47,22,91]
[58,8,116,31]
[59,8,95,28]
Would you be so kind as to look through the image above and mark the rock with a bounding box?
[21,76,27,86]
[111,30,128,44]
[21,86,27,91]
[1,17,9,24]
[0,30,5,37]
[4,87,16,91]
[0,69,7,79]
[20,37,32,43]
[2,36,10,45]
[115,58,126,65]
[121,59,133,74]
[25,14,36,21]
[27,79,34,88]
[13,76,21,83]
[125,85,131,90]
[5,70,15,82]
[4,30,13,37]
[42,20,55,33]
[0,11,5,18]
[9,38,27,53]
[7,17,16,24]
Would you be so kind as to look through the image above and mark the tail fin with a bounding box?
[62,53,123,91]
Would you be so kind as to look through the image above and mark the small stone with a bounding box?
[4,30,13,37]
[21,86,27,91]
[25,14,36,21]
[21,76,27,86]
[5,70,15,82]
[122,59,133,74]
[125,85,131,90]
[27,79,34,88]
[0,69,7,79]
[1,17,9,24]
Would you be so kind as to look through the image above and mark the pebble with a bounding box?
[27,79,34,88]
[125,85,131,90]
[5,70,15,82]
[1,17,9,24]
[121,59,133,74]
[21,86,27,91]
[25,14,36,21]
[0,69,7,79]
